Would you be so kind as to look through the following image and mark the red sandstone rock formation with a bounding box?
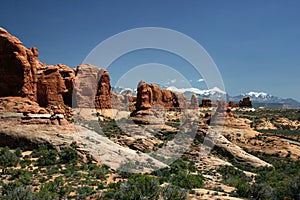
[0,97,47,114]
[228,100,238,108]
[0,27,40,101]
[176,93,186,108]
[200,98,212,108]
[216,100,227,113]
[136,81,186,110]
[239,97,252,108]
[189,94,199,109]
[56,64,76,107]
[73,64,112,109]
[114,91,136,111]
[111,93,123,109]
[0,27,112,117]
[37,66,68,107]
[95,68,112,109]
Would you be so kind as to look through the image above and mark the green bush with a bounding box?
[88,164,109,180]
[104,174,161,200]
[59,147,78,164]
[32,146,58,166]
[152,158,203,189]
[38,177,70,199]
[1,184,37,200]
[162,184,187,200]
[169,170,203,189]
[0,147,20,168]
[218,165,251,198]
[219,152,300,199]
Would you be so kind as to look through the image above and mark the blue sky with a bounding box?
[1,0,300,101]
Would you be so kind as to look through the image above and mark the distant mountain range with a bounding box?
[230,92,300,109]
[112,86,300,109]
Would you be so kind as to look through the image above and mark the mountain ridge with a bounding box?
[113,85,300,109]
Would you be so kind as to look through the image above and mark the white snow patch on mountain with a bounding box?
[243,92,271,98]
[167,86,226,95]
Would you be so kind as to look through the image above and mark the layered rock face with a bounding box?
[239,97,252,108]
[0,27,75,113]
[73,64,112,109]
[0,27,112,116]
[56,64,76,107]
[95,68,112,109]
[0,28,40,101]
[136,81,185,110]
[37,66,67,107]
[37,64,77,110]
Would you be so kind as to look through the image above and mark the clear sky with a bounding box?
[1,0,300,101]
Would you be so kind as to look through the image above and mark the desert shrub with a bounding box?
[38,177,70,199]
[165,119,181,128]
[104,174,161,200]
[59,147,78,164]
[152,158,203,189]
[117,161,145,178]
[88,164,109,180]
[251,157,300,199]
[218,165,251,198]
[288,174,300,199]
[20,157,32,168]
[0,147,20,167]
[75,186,95,198]
[1,184,37,200]
[31,145,58,166]
[14,148,22,157]
[219,152,300,199]
[162,184,187,200]
[18,170,32,185]
[169,170,203,189]
[258,129,300,136]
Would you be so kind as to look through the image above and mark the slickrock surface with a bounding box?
[0,118,167,172]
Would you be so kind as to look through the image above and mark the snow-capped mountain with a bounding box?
[166,86,226,96]
[112,87,137,95]
[166,86,227,100]
[232,91,275,102]
[112,85,300,109]
[231,92,300,109]
[243,92,271,99]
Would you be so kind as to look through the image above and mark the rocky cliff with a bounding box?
[0,28,39,101]
[0,27,112,116]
